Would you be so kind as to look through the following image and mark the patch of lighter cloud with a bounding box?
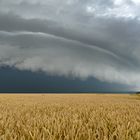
[86,6,95,13]
[131,0,140,5]
[114,0,124,5]
[97,5,136,19]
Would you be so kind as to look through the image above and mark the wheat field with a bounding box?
[0,94,140,140]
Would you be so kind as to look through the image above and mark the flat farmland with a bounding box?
[0,94,140,140]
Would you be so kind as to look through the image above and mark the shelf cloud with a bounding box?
[0,0,140,91]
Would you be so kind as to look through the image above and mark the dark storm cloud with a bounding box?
[0,66,132,93]
[0,0,140,90]
[0,12,140,65]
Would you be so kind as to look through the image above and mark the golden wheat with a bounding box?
[0,94,140,140]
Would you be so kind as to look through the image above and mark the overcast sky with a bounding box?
[0,0,140,92]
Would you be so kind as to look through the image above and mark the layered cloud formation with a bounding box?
[0,0,140,90]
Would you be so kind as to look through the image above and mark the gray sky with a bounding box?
[0,0,140,91]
